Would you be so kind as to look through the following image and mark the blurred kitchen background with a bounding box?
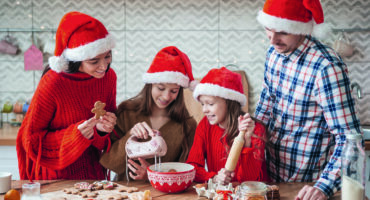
[0,0,369,190]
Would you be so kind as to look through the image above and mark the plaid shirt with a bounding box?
[255,36,361,197]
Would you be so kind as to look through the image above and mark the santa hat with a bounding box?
[49,11,115,72]
[193,67,246,107]
[142,46,197,90]
[257,0,329,38]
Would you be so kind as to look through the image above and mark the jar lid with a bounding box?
[238,181,267,194]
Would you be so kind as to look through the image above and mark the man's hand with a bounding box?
[296,185,328,200]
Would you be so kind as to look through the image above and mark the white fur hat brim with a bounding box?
[257,10,314,35]
[49,34,115,72]
[257,10,330,38]
[193,83,246,107]
[142,71,190,88]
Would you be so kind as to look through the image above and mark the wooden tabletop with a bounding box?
[1,180,341,199]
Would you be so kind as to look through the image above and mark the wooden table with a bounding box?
[1,180,341,199]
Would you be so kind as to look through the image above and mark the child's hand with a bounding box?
[78,117,99,139]
[213,168,235,185]
[128,158,150,180]
[238,113,255,147]
[130,122,154,139]
[96,112,117,133]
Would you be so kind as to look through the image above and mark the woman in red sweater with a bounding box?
[16,11,117,180]
[186,67,269,185]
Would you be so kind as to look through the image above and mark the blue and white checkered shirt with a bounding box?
[255,35,361,197]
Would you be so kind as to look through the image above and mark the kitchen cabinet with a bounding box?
[0,145,19,180]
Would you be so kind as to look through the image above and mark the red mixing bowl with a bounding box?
[147,162,195,193]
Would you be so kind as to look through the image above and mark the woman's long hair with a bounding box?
[41,61,111,77]
[117,84,193,162]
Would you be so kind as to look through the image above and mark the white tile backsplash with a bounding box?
[0,0,369,119]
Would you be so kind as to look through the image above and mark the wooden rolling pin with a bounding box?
[225,131,245,171]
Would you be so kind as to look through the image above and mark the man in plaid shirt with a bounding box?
[255,0,361,199]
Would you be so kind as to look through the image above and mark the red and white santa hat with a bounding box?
[142,46,197,90]
[193,67,246,107]
[49,11,115,72]
[257,0,329,38]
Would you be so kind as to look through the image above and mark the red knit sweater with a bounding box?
[186,117,270,183]
[16,69,117,180]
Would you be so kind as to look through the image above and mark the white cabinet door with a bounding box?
[0,146,19,180]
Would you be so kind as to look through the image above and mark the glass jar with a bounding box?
[341,133,366,200]
[235,181,267,200]
[21,182,42,200]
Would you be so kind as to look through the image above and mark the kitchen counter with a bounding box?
[2,123,370,149]
[1,180,341,199]
[0,123,18,145]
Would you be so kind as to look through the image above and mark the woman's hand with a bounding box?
[130,122,154,139]
[213,168,235,185]
[238,113,255,147]
[78,117,98,139]
[128,158,150,180]
[96,112,117,133]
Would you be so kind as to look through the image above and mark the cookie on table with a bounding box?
[107,194,129,200]
[118,186,139,193]
[79,191,99,198]
[74,182,93,191]
[92,180,117,190]
[63,188,79,195]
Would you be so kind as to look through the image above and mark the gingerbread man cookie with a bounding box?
[91,101,106,119]
[63,188,79,195]
[79,191,98,198]
[108,194,129,200]
[118,186,139,193]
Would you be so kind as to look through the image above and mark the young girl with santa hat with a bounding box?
[17,11,117,180]
[186,67,269,184]
[100,46,198,181]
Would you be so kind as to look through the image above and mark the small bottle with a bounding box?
[341,133,366,200]
[235,181,267,200]
[21,182,42,200]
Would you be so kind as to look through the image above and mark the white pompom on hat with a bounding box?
[142,46,197,91]
[257,0,329,38]
[193,67,246,107]
[49,11,115,72]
